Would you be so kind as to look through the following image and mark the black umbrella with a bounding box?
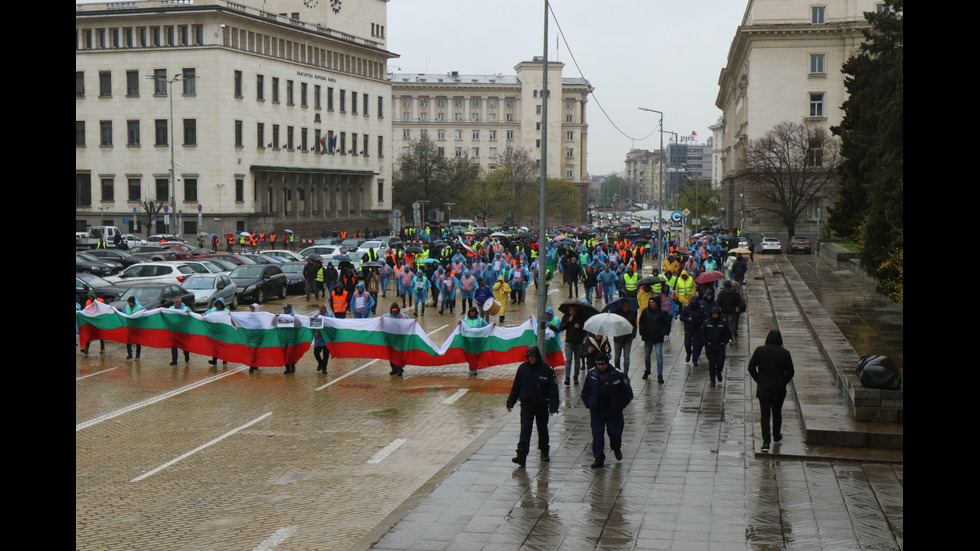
[637,276,666,287]
[405,245,424,253]
[602,296,639,314]
[558,300,599,319]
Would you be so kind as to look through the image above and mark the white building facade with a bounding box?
[389,58,593,225]
[76,0,396,237]
[714,0,880,236]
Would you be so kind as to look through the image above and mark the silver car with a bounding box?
[182,273,239,312]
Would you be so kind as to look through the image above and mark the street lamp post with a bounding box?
[417,200,429,230]
[638,107,664,261]
[444,202,455,233]
[147,72,194,237]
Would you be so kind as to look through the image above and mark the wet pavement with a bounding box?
[76,255,903,550]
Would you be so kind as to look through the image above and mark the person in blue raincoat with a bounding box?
[411,270,430,316]
[122,295,144,359]
[459,306,489,375]
[350,282,375,319]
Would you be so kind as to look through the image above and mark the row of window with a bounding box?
[76,25,204,50]
[76,69,195,98]
[77,119,195,148]
[75,174,246,207]
[236,71,384,117]
[400,129,577,142]
[402,96,577,109]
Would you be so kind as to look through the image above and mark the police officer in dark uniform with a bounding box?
[506,346,560,467]
[581,353,633,468]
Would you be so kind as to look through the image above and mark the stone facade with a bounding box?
[75,0,395,237]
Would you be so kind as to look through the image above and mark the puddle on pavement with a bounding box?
[368,408,398,417]
[342,383,376,389]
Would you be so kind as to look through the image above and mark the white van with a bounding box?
[449,218,480,229]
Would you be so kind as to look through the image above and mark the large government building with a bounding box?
[714,0,881,238]
[389,59,593,226]
[76,0,396,236]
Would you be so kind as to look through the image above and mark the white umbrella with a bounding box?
[583,313,633,337]
[239,231,251,236]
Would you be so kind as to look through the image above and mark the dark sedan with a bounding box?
[229,265,287,303]
[86,249,147,267]
[279,262,309,294]
[109,284,194,311]
[76,274,128,304]
[76,252,123,276]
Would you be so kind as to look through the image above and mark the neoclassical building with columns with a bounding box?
[76,0,395,236]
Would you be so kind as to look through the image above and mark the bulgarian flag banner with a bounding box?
[77,303,564,370]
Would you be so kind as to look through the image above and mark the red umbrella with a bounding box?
[223,232,234,239]
[695,270,725,284]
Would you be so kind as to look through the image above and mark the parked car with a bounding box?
[313,237,343,246]
[120,234,148,248]
[85,249,147,268]
[760,237,782,254]
[789,236,812,255]
[197,253,263,266]
[127,245,178,261]
[147,234,185,243]
[300,245,345,258]
[105,262,195,287]
[278,262,309,294]
[76,274,128,304]
[229,264,287,303]
[76,252,123,276]
[159,242,210,259]
[182,273,239,312]
[262,249,304,262]
[160,260,228,275]
[353,240,391,260]
[110,284,195,311]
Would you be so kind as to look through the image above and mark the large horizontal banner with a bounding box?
[76,302,564,369]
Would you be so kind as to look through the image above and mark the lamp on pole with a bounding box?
[638,107,664,261]
[417,200,429,229]
[147,72,195,237]
[444,202,456,233]
[536,0,551,354]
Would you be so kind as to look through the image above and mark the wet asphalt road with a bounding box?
[76,255,902,550]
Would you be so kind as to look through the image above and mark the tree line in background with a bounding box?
[829,0,903,303]
[392,136,579,226]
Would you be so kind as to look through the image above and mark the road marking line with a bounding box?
[251,526,298,551]
[367,438,407,464]
[316,359,378,390]
[429,324,450,334]
[442,388,468,404]
[131,412,272,482]
[76,367,118,381]
[76,367,248,432]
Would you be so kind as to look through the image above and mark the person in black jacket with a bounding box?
[581,354,633,468]
[701,308,732,387]
[612,299,638,375]
[716,280,745,342]
[748,330,795,452]
[506,346,560,466]
[559,304,588,385]
[639,297,670,383]
[680,296,706,366]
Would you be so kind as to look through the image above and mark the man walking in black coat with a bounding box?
[506,346,560,467]
[581,354,633,468]
[701,308,732,387]
[748,330,795,452]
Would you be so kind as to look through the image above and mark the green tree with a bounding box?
[740,121,840,242]
[520,178,581,223]
[465,169,511,226]
[677,178,719,226]
[830,0,903,301]
[598,176,624,208]
[392,136,452,216]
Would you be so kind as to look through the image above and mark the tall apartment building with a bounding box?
[714,0,881,236]
[76,0,396,236]
[389,58,593,225]
[623,149,661,206]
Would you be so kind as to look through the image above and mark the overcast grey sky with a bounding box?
[387,0,748,175]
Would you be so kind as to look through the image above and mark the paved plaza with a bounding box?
[76,254,902,550]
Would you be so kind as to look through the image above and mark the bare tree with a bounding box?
[739,121,840,240]
[138,200,165,238]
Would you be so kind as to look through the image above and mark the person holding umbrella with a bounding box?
[581,353,633,468]
[559,301,597,385]
[611,299,638,375]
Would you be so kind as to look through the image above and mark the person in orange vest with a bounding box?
[270,233,277,247]
[259,232,266,250]
[80,292,106,354]
[226,234,234,252]
[331,285,350,318]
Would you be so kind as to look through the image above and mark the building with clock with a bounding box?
[75,0,396,236]
[389,58,593,226]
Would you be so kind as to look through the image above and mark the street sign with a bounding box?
[163,205,169,214]
[197,204,203,212]
[671,211,683,223]
[392,209,402,219]
[682,208,690,217]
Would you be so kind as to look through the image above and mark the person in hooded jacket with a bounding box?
[459,306,489,375]
[701,307,732,387]
[612,299,638,375]
[122,295,144,359]
[748,330,795,452]
[350,282,375,319]
[506,346,560,467]
[716,280,745,342]
[581,353,633,468]
[639,297,670,383]
[382,302,410,376]
[680,296,707,366]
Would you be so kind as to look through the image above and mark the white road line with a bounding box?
[316,359,378,390]
[76,367,248,432]
[367,438,407,464]
[131,412,272,482]
[429,324,450,334]
[76,367,118,381]
[251,526,298,551]
[442,388,468,405]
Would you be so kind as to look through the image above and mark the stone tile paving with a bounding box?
[369,257,903,551]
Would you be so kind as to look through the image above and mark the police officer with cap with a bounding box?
[506,345,560,467]
[581,353,633,468]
